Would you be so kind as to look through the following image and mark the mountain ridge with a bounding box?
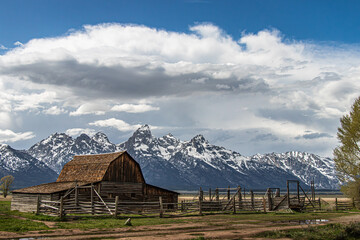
[0,125,340,190]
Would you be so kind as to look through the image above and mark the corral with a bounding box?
[11,151,179,214]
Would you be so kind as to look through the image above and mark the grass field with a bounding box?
[1,198,360,239]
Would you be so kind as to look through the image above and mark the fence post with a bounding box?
[36,195,40,215]
[233,197,236,214]
[353,198,356,209]
[227,186,230,201]
[251,190,254,210]
[75,184,79,207]
[114,196,119,217]
[275,188,280,197]
[318,198,321,210]
[335,198,338,211]
[209,188,212,202]
[159,196,163,218]
[287,180,290,208]
[267,189,272,211]
[297,181,300,204]
[199,187,203,202]
[91,184,94,215]
[263,197,266,213]
[216,188,219,202]
[238,186,242,211]
[199,194,203,215]
[59,196,64,220]
[181,200,184,212]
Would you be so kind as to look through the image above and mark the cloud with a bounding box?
[111,104,159,113]
[295,132,333,140]
[89,118,141,131]
[0,23,359,156]
[0,44,7,50]
[251,133,279,142]
[0,129,35,143]
[0,23,280,102]
[14,41,23,47]
[70,103,109,116]
[65,128,96,137]
[43,106,67,115]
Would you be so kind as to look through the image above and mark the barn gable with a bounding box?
[56,151,145,183]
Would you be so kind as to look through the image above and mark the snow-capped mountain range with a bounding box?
[0,144,57,188]
[0,125,339,190]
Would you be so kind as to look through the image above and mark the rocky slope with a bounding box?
[0,144,57,189]
[27,132,118,173]
[118,125,338,189]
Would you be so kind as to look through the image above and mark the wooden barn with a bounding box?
[11,151,179,213]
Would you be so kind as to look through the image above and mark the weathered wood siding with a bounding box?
[11,193,50,212]
[103,153,145,183]
[100,182,144,201]
[145,184,178,204]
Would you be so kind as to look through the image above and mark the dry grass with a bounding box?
[0,195,12,201]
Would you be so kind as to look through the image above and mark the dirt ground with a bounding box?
[1,213,360,240]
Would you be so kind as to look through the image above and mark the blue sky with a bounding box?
[0,0,359,157]
[1,0,360,47]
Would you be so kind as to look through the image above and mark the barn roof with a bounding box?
[12,181,90,194]
[56,151,126,182]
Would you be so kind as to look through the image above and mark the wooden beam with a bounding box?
[159,196,164,218]
[93,188,113,215]
[287,180,290,208]
[35,195,40,215]
[114,196,119,217]
[59,196,64,219]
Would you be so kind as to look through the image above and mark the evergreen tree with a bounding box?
[334,97,360,199]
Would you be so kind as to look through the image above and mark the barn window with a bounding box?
[131,193,136,198]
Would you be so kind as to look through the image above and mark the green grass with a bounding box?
[0,201,52,232]
[0,214,50,232]
[255,222,360,240]
[0,199,359,236]
[0,201,59,221]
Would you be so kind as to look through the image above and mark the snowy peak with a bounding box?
[158,133,181,148]
[0,144,10,151]
[41,132,73,145]
[252,151,337,188]
[3,125,339,190]
[190,134,208,144]
[92,132,111,145]
[188,134,208,154]
[0,144,57,188]
[28,131,117,173]
[134,125,152,137]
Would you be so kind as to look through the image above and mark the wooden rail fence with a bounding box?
[36,185,359,219]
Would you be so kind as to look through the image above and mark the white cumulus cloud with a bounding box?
[0,129,35,143]
[65,128,96,137]
[111,104,159,113]
[0,23,359,156]
[89,118,141,131]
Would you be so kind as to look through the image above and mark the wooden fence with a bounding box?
[335,198,360,211]
[37,186,270,219]
[37,185,356,219]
